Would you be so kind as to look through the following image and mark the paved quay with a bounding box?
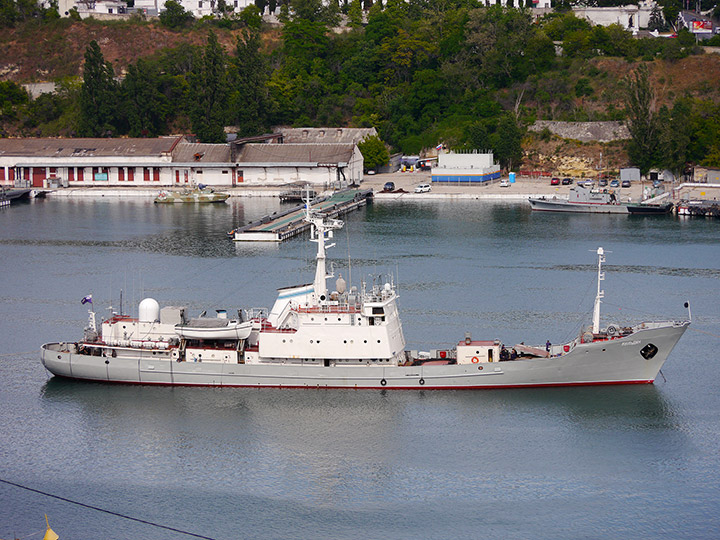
[360,171,645,202]
[43,172,646,202]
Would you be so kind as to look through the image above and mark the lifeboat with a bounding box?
[174,318,253,340]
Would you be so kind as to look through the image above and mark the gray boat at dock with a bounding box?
[529,184,629,213]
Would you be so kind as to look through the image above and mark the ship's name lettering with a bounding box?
[621,341,641,346]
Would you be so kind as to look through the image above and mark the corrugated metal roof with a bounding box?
[236,143,355,165]
[0,137,182,157]
[172,142,230,163]
[274,127,376,144]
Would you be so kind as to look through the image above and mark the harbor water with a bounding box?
[1,196,719,539]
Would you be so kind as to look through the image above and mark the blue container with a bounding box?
[509,172,516,184]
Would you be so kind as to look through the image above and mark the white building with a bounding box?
[0,137,363,189]
[54,0,128,18]
[573,1,656,31]
[431,151,501,184]
[135,0,255,17]
[233,143,364,187]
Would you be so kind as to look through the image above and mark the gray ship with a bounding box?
[42,209,689,389]
[529,184,629,213]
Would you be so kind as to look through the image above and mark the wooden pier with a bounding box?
[229,188,373,242]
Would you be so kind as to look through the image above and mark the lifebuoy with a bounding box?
[471,356,479,363]
[419,378,425,385]
[380,378,387,386]
[607,325,618,336]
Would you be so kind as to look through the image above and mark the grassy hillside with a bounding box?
[1,10,719,175]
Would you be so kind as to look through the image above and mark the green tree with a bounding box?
[239,4,263,28]
[78,41,118,137]
[0,0,46,27]
[464,6,535,88]
[660,2,679,31]
[188,32,229,143]
[121,59,170,137]
[624,64,658,174]
[348,0,362,28]
[491,113,523,170]
[647,5,666,32]
[358,134,389,170]
[0,81,29,117]
[656,100,691,176]
[288,0,339,24]
[228,29,271,136]
[159,0,194,29]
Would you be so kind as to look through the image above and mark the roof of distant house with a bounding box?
[0,137,182,157]
[274,127,377,144]
[235,143,356,165]
[172,142,231,163]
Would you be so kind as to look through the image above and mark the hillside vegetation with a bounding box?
[1,1,719,176]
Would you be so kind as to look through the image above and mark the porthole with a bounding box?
[310,340,314,344]
[377,340,381,343]
[364,340,367,343]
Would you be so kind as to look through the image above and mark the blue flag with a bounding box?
[81,294,92,305]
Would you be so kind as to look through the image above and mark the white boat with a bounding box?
[529,185,628,213]
[174,312,253,340]
[41,205,689,389]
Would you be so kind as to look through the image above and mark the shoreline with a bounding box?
[40,171,648,202]
[37,171,718,203]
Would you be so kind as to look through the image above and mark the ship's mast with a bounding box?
[592,247,605,333]
[304,189,343,304]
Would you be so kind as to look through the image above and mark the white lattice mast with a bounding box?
[304,188,343,304]
[592,247,606,334]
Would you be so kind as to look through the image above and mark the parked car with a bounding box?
[499,179,510,188]
[414,183,431,193]
[580,179,594,187]
[383,182,395,192]
[610,179,620,188]
[561,178,573,185]
[599,179,608,187]
[621,180,631,188]
[550,177,560,186]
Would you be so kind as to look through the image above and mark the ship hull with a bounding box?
[529,198,629,214]
[41,322,688,389]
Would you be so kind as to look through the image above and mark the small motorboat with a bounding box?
[627,202,674,215]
